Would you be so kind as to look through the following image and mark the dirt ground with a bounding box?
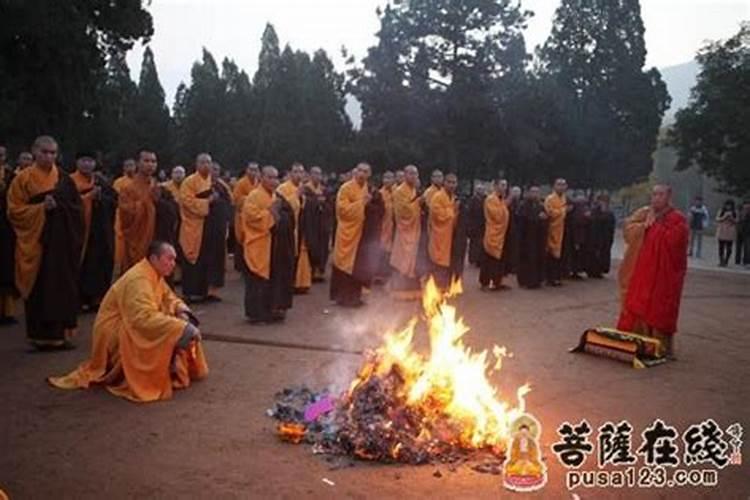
[1,256,748,499]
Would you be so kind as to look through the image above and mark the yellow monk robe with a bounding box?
[422,184,440,207]
[118,175,156,272]
[617,206,650,306]
[277,180,312,291]
[428,188,456,267]
[47,258,208,402]
[544,192,567,258]
[112,175,133,273]
[242,187,275,279]
[333,179,367,274]
[483,193,509,260]
[161,179,181,200]
[70,171,94,261]
[389,182,422,299]
[178,172,211,265]
[6,164,60,299]
[379,185,394,253]
[231,175,258,273]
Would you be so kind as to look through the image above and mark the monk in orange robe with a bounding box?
[0,146,19,325]
[7,136,84,349]
[242,166,296,323]
[71,153,117,311]
[480,180,510,291]
[330,164,373,307]
[389,165,422,300]
[161,165,186,199]
[112,158,136,275]
[117,151,161,273]
[277,163,312,294]
[48,241,208,402]
[617,185,688,358]
[377,170,396,280]
[544,178,568,286]
[428,173,459,289]
[422,169,443,207]
[232,162,260,273]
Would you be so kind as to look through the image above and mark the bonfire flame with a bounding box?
[344,278,531,458]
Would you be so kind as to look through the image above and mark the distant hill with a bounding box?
[659,60,700,124]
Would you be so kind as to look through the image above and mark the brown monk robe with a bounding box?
[466,184,487,267]
[71,153,117,311]
[376,170,396,281]
[117,152,162,273]
[7,136,84,349]
[302,166,330,283]
[544,178,568,286]
[480,181,510,291]
[0,147,19,325]
[178,153,219,302]
[277,163,312,294]
[112,158,136,275]
[330,164,373,307]
[389,165,423,300]
[48,241,208,402]
[242,166,296,323]
[232,162,260,273]
[516,186,549,289]
[428,173,459,290]
[205,162,232,292]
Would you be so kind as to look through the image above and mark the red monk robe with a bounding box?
[617,206,688,348]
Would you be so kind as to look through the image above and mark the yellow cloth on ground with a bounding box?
[6,164,60,299]
[333,179,367,274]
[47,259,208,402]
[178,172,212,264]
[544,192,567,258]
[242,187,276,279]
[483,193,509,259]
[428,189,456,267]
[389,183,421,278]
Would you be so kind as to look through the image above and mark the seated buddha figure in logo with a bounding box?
[503,414,547,492]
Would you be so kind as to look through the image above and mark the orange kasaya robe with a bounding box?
[232,175,259,242]
[483,193,510,259]
[428,188,456,267]
[544,192,567,258]
[379,185,394,253]
[242,187,276,279]
[277,180,312,290]
[333,179,368,274]
[117,174,157,272]
[389,182,421,299]
[423,184,440,207]
[6,164,60,299]
[47,258,208,402]
[617,207,689,336]
[70,170,95,261]
[178,172,212,265]
[161,179,181,200]
[112,175,134,273]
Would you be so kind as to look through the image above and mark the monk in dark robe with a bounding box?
[0,146,19,325]
[449,192,469,284]
[352,181,385,291]
[242,166,295,323]
[390,165,423,300]
[301,166,330,283]
[504,185,522,276]
[277,163,312,294]
[7,136,84,349]
[516,186,549,289]
[232,162,260,273]
[561,193,591,280]
[618,185,688,358]
[479,180,510,291]
[206,162,231,292]
[71,153,117,311]
[330,163,375,307]
[586,193,616,278]
[467,184,487,267]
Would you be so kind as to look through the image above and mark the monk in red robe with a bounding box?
[617,184,689,358]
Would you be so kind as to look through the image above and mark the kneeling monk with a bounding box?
[48,241,208,402]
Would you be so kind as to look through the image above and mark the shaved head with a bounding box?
[32,135,58,168]
[404,165,419,187]
[195,153,212,176]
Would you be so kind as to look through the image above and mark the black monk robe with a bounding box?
[516,199,548,289]
[79,175,117,307]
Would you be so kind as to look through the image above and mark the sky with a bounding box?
[127,0,749,108]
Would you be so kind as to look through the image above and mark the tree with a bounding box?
[538,0,670,189]
[0,0,152,157]
[670,22,750,197]
[133,47,172,165]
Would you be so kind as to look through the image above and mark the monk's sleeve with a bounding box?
[394,189,418,224]
[623,208,649,245]
[430,194,454,224]
[544,196,564,218]
[337,185,365,223]
[484,198,505,225]
[180,179,210,218]
[242,195,275,237]
[7,176,44,236]
[162,284,188,316]
[120,276,186,343]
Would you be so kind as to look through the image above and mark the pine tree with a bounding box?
[133,47,172,165]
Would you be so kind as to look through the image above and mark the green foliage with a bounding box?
[669,22,750,197]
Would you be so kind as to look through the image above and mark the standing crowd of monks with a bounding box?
[0,135,689,402]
